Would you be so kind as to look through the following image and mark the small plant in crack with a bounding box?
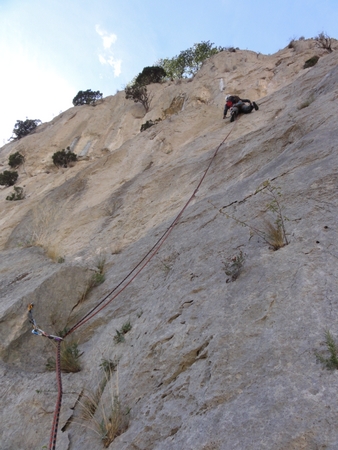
[218,180,289,251]
[100,358,118,376]
[46,341,82,373]
[222,250,246,282]
[316,330,338,370]
[92,253,106,286]
[113,329,125,344]
[258,180,289,249]
[114,321,132,344]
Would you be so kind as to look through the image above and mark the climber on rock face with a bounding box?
[223,95,259,122]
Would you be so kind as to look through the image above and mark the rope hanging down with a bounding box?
[63,121,237,338]
[29,120,237,450]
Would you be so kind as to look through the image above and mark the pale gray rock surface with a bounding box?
[1,39,338,449]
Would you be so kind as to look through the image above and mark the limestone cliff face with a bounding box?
[1,39,338,450]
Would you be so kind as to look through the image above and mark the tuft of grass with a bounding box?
[46,341,82,373]
[121,321,132,334]
[100,358,118,376]
[222,250,246,282]
[316,330,338,370]
[113,321,132,344]
[263,220,285,251]
[95,254,106,274]
[113,329,125,344]
[79,259,106,303]
[45,244,65,263]
[92,271,106,286]
[218,181,289,251]
[77,366,129,447]
[100,395,129,448]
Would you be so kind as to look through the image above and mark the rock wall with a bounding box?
[1,39,338,449]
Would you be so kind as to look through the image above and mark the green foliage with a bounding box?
[6,186,25,201]
[303,55,319,69]
[46,341,82,373]
[100,358,117,375]
[121,321,132,334]
[92,271,106,286]
[140,118,162,132]
[113,329,125,344]
[157,40,225,79]
[125,84,151,112]
[8,152,24,168]
[0,170,18,186]
[113,321,132,344]
[11,119,41,140]
[91,254,106,286]
[95,254,106,274]
[72,89,103,106]
[316,330,338,370]
[135,66,167,86]
[288,38,296,49]
[52,147,77,168]
[314,32,333,52]
[222,250,246,282]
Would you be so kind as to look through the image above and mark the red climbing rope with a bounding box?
[31,119,237,449]
[49,340,62,450]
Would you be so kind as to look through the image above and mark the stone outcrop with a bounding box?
[1,39,338,449]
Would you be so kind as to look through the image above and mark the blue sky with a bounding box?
[0,0,337,145]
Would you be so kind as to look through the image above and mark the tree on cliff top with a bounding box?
[10,119,41,140]
[157,41,225,79]
[72,89,103,106]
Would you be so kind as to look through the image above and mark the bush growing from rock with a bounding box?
[0,170,18,186]
[135,66,167,85]
[303,55,319,69]
[8,152,25,168]
[72,89,103,106]
[11,119,41,140]
[125,84,151,112]
[157,41,225,78]
[52,147,77,168]
[315,32,333,52]
[140,118,162,132]
[6,186,25,201]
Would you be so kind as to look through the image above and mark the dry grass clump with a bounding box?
[263,220,285,251]
[78,365,129,447]
[216,181,289,252]
[45,244,65,263]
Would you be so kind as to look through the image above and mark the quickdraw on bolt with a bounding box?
[27,303,63,342]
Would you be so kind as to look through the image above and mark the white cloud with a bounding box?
[95,24,122,77]
[98,54,122,76]
[95,24,117,49]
